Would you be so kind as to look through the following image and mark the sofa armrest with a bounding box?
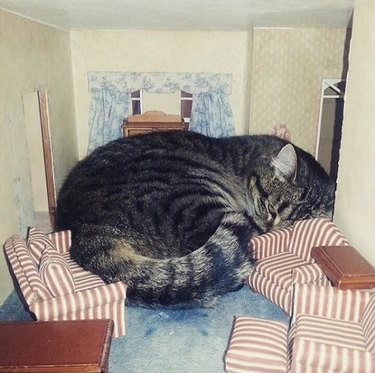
[29,281,127,318]
[249,227,292,260]
[291,337,374,372]
[292,263,329,285]
[292,284,372,323]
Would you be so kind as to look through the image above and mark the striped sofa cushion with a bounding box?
[13,237,52,301]
[39,246,76,296]
[254,252,307,290]
[292,337,374,373]
[48,230,71,253]
[61,252,106,291]
[28,227,58,263]
[362,294,375,352]
[250,227,293,260]
[294,314,367,350]
[292,284,371,323]
[225,316,288,373]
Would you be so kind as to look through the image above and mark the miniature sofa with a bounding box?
[4,227,127,337]
[248,218,349,314]
[225,284,375,373]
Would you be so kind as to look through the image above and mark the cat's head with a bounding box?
[248,141,335,232]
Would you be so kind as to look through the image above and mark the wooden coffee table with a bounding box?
[0,319,113,372]
[312,245,375,290]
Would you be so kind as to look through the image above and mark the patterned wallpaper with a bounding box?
[250,28,349,154]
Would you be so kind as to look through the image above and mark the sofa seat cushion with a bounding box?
[225,316,288,373]
[294,314,367,350]
[61,252,106,291]
[292,337,374,373]
[255,252,307,290]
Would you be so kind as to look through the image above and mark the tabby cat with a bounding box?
[56,131,334,308]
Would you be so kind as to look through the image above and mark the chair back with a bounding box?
[288,218,349,262]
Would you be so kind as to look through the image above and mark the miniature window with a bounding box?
[180,91,193,123]
[131,90,142,115]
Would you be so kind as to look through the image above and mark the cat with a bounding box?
[56,131,334,308]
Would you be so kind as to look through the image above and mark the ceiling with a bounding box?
[0,0,361,31]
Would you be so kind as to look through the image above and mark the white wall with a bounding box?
[334,0,375,265]
[70,30,253,158]
[0,10,77,304]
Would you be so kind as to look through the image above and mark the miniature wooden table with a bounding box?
[0,319,113,372]
[122,110,188,137]
[312,245,375,290]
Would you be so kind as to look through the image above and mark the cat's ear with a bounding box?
[271,144,297,180]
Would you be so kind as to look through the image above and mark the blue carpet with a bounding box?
[0,287,288,372]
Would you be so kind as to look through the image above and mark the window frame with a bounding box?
[180,90,193,123]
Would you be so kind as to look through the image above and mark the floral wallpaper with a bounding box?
[249,28,349,154]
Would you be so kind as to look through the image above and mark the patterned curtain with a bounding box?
[87,88,131,154]
[87,72,234,153]
[189,92,235,137]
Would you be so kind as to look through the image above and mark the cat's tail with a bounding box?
[71,212,260,308]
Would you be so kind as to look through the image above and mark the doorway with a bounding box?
[24,90,56,231]
[315,79,346,183]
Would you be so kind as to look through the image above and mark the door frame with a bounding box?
[37,90,56,229]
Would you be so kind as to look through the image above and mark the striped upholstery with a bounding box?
[250,272,292,312]
[294,315,366,350]
[289,284,375,373]
[39,246,76,296]
[292,338,374,373]
[225,316,288,373]
[251,227,293,260]
[362,295,375,352]
[47,229,72,253]
[291,283,371,323]
[287,218,349,262]
[3,228,127,338]
[249,218,349,315]
[255,253,307,290]
[225,285,375,373]
[28,227,58,262]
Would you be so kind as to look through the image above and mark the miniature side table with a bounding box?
[312,245,375,290]
[0,319,113,372]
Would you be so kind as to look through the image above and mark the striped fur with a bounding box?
[56,131,334,307]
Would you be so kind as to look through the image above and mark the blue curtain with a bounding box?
[87,88,131,154]
[189,92,235,137]
[87,72,235,153]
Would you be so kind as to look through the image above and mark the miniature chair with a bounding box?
[225,284,375,373]
[248,218,349,314]
[4,227,127,337]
